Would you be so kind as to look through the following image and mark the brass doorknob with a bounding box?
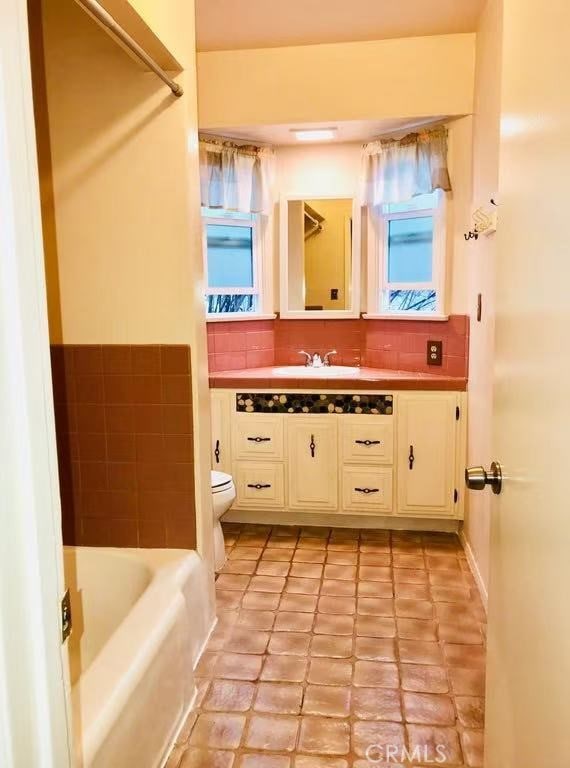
[465,462,503,495]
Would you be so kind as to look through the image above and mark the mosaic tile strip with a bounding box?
[236,393,394,415]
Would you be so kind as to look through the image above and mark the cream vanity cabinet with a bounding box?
[210,390,466,524]
[288,417,338,510]
[210,391,232,473]
[396,393,460,517]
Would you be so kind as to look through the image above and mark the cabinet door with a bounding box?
[211,391,232,473]
[397,393,457,517]
[288,417,338,510]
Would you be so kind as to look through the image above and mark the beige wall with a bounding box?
[39,0,201,345]
[463,0,502,598]
[197,34,476,129]
[304,198,353,310]
[34,0,215,588]
[275,133,472,315]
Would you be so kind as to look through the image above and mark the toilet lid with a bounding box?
[211,470,233,493]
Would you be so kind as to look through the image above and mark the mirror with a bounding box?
[280,196,361,318]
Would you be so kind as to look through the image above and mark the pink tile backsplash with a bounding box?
[207,316,469,379]
[208,320,275,373]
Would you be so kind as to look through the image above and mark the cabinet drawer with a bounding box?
[234,462,285,509]
[341,416,393,465]
[233,414,284,460]
[342,466,393,513]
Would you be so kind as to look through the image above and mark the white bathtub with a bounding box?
[64,546,213,768]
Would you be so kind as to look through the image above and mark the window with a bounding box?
[202,208,263,316]
[368,191,447,317]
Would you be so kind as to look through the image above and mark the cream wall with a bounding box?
[35,0,215,596]
[197,34,476,129]
[304,198,353,310]
[463,0,502,599]
[275,132,472,315]
[40,0,199,345]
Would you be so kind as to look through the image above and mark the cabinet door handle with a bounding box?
[247,436,271,443]
[247,483,272,490]
[355,439,382,446]
[409,445,415,470]
[309,434,316,458]
[214,439,220,464]
[355,487,380,494]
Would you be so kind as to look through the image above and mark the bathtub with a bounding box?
[64,546,214,768]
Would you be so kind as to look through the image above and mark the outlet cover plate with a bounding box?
[427,340,443,366]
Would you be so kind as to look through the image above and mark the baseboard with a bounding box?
[459,529,488,612]
[224,509,460,533]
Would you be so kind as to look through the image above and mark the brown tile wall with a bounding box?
[51,344,196,549]
[207,316,469,378]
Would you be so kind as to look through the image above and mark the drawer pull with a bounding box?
[247,483,272,490]
[214,439,220,464]
[310,434,316,458]
[355,487,380,495]
[409,444,415,470]
[247,436,271,443]
[355,439,382,446]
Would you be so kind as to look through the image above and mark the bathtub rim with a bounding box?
[65,546,210,768]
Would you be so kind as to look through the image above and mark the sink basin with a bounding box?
[273,365,360,377]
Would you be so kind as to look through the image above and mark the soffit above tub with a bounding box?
[202,117,451,147]
[195,0,485,52]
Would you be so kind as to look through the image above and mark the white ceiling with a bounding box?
[195,0,484,52]
[201,117,451,147]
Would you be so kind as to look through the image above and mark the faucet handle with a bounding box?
[298,350,312,366]
[323,350,337,366]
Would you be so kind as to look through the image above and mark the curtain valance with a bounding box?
[199,136,275,214]
[361,127,452,206]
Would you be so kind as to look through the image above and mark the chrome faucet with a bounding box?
[323,350,337,366]
[298,350,337,368]
[298,351,324,367]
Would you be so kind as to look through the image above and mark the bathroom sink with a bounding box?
[273,365,360,377]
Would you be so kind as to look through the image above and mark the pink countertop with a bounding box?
[209,366,467,391]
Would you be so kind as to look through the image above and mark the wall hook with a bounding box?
[464,230,479,241]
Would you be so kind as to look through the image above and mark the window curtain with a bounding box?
[199,136,275,214]
[361,127,452,206]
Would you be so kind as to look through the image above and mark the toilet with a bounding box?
[211,470,236,571]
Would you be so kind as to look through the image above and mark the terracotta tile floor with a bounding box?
[167,524,486,768]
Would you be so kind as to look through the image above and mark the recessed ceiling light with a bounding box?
[291,128,337,142]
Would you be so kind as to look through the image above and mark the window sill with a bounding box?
[362,313,449,322]
[206,313,277,323]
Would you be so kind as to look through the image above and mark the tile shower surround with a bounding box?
[207,316,469,378]
[50,344,196,549]
[165,523,486,768]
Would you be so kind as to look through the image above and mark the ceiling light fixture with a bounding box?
[291,128,337,142]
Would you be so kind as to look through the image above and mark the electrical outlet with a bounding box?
[427,340,443,366]
[330,288,339,301]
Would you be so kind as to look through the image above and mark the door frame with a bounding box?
[0,0,72,765]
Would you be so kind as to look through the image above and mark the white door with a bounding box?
[0,0,72,765]
[397,393,457,517]
[288,417,338,510]
[476,0,570,763]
